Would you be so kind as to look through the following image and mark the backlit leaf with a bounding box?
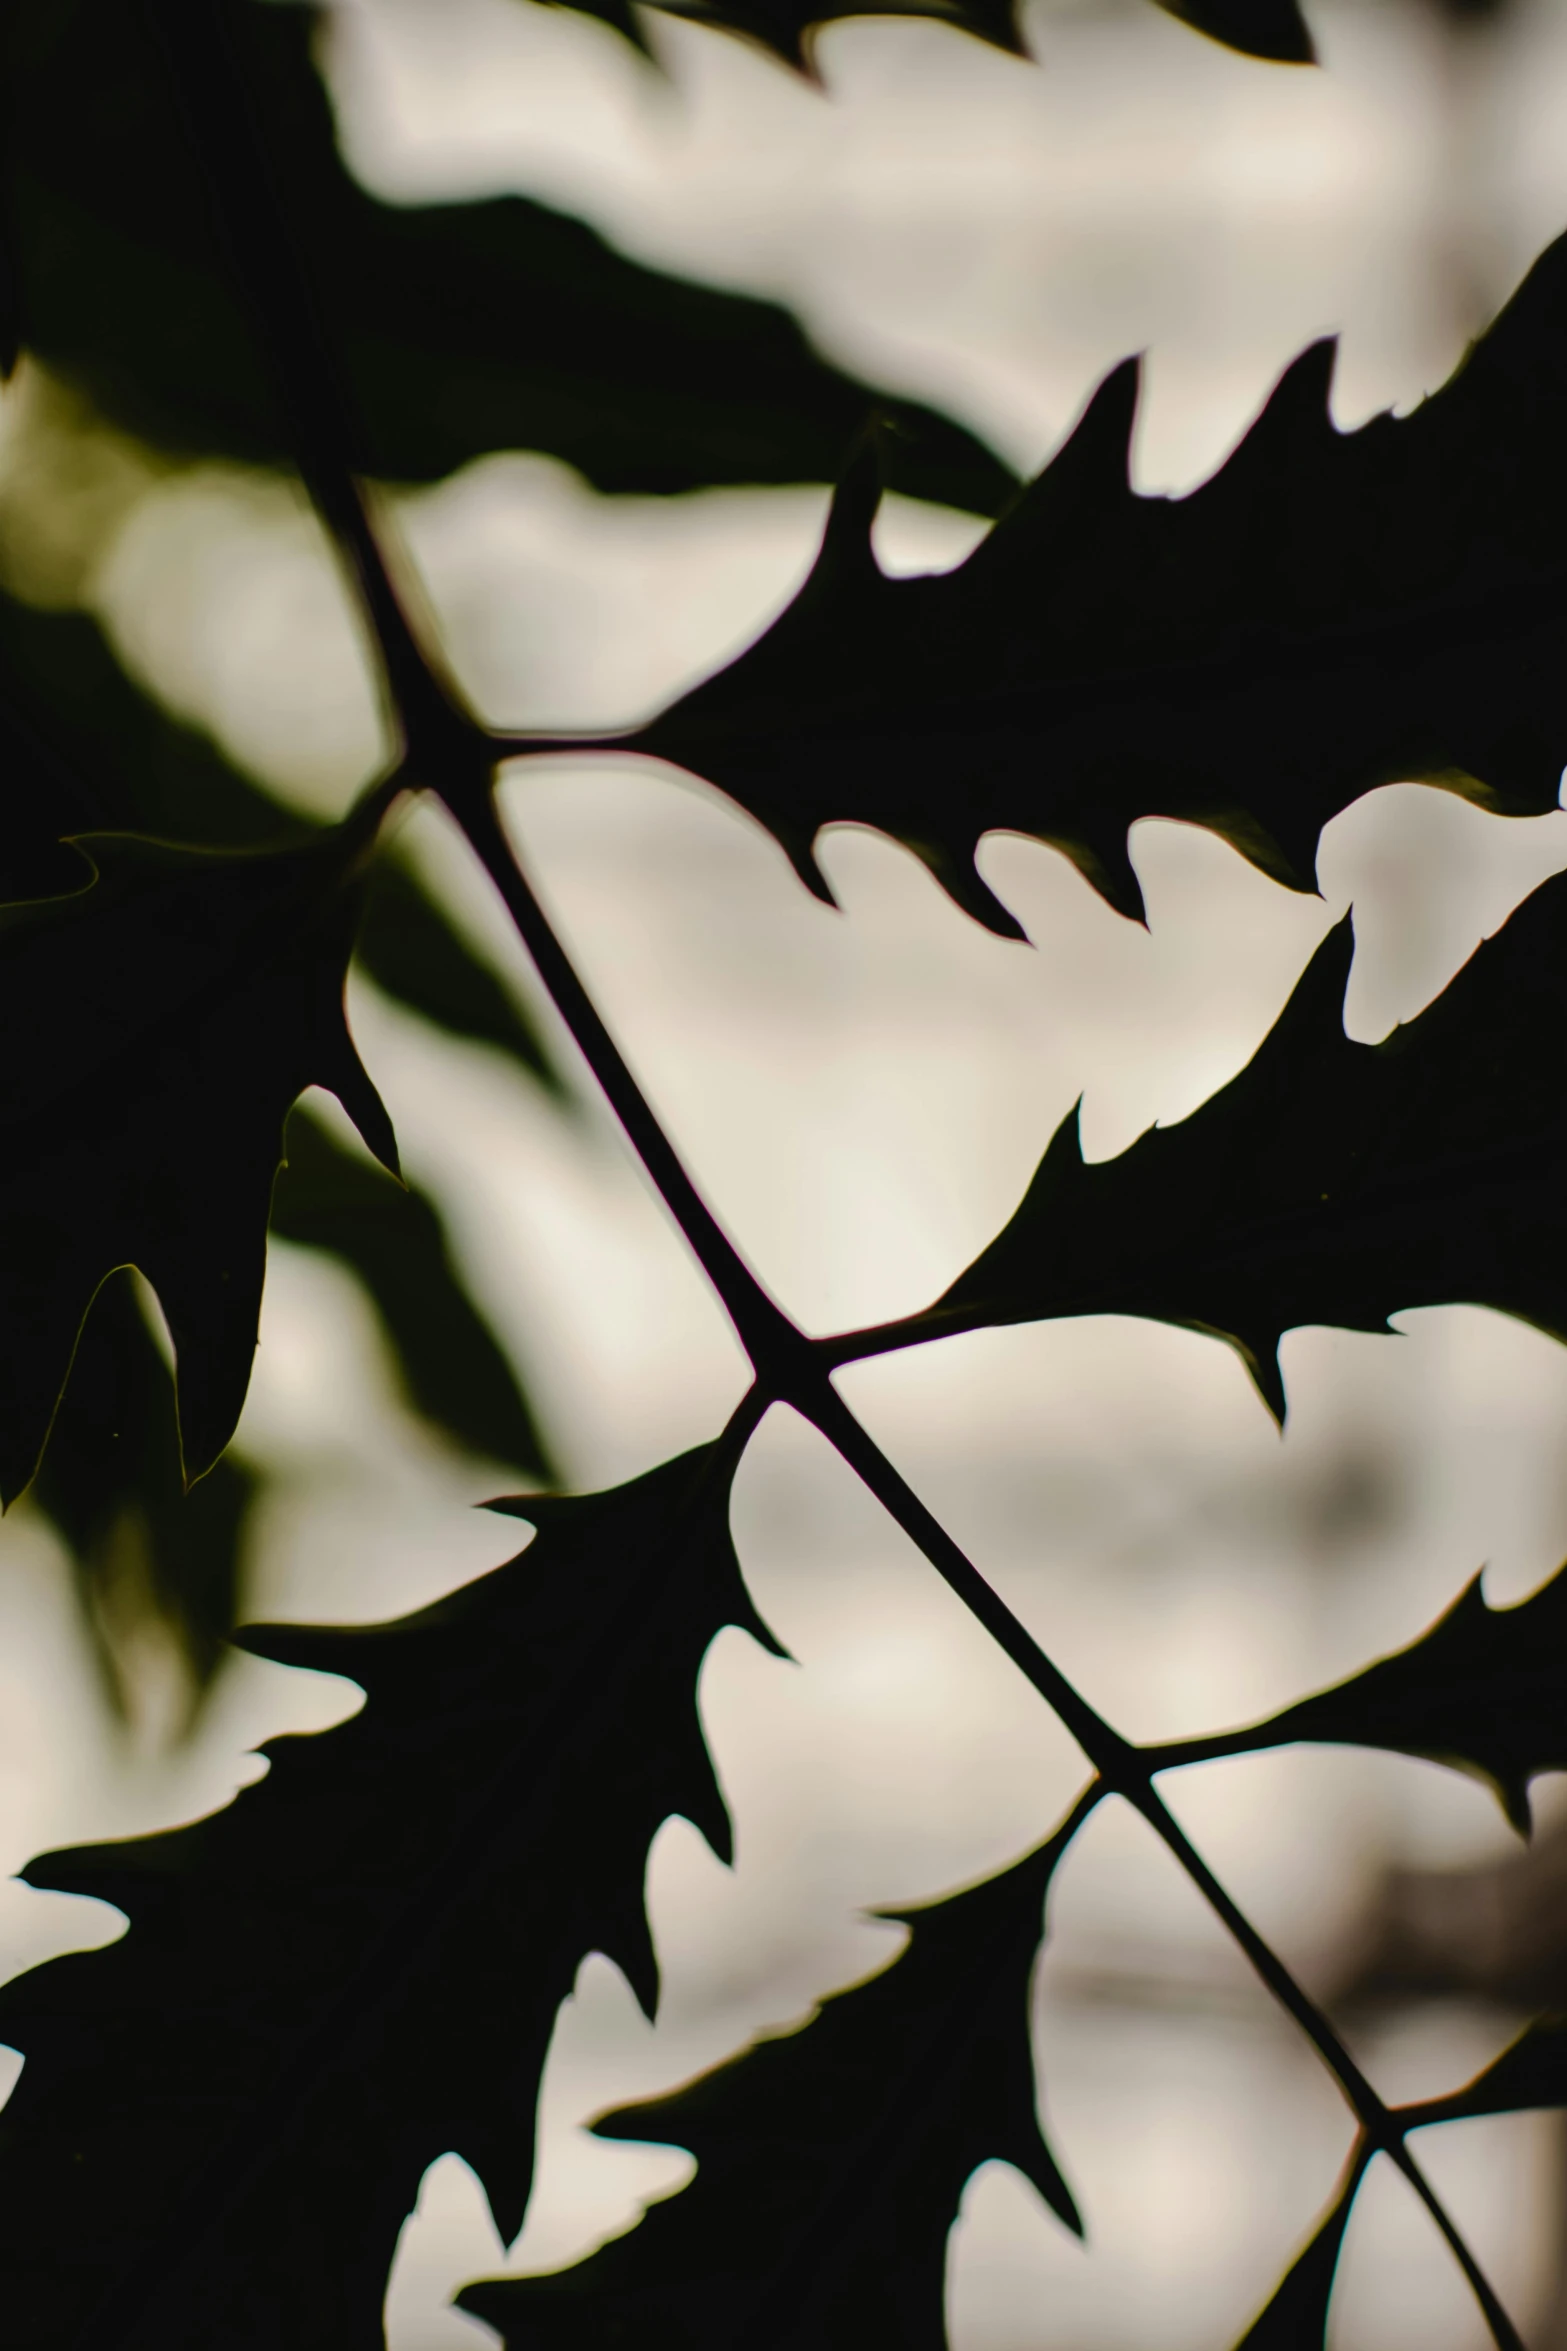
[614,238,1567,933]
[861,869,1567,1423]
[357,854,560,1091]
[459,1826,1079,2349]
[0,585,561,1086]
[1400,2017,1567,2130]
[1150,1563,1567,1834]
[0,1444,778,2348]
[0,816,394,1501]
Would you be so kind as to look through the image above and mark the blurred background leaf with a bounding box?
[0,580,559,1705]
[0,0,1015,515]
[27,1269,257,1720]
[272,1104,556,1482]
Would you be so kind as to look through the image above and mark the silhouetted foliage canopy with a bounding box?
[0,1,1561,2347]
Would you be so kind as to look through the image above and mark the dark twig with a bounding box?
[157,16,1527,2342]
[454,798,1522,2351]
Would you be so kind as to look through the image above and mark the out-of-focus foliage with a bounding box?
[31,1270,257,1707]
[0,0,1014,516]
[0,578,558,1685]
[272,1104,551,1478]
[0,582,558,1080]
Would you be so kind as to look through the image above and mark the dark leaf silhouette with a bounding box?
[1,0,1013,515]
[0,0,1543,2332]
[30,1268,256,1706]
[1401,2017,1567,2130]
[1149,1562,1567,1833]
[272,1103,555,1479]
[0,816,394,1502]
[857,868,1567,1421]
[616,235,1567,934]
[459,1827,1079,2349]
[0,584,561,1086]
[0,1444,779,2348]
[1230,2156,1365,2351]
[551,0,1312,72]
[0,587,557,1651]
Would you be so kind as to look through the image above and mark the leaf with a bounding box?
[0,816,395,1502]
[0,584,561,1606]
[1401,2016,1567,2130]
[271,1103,556,1481]
[1156,1563,1567,1834]
[0,1444,780,2348]
[549,0,1312,72]
[2,0,1014,516]
[356,855,560,1091]
[0,582,563,1082]
[29,1267,256,1708]
[458,1827,1079,2350]
[872,867,1567,1424]
[617,237,1567,934]
[0,188,20,383]
[1230,2155,1365,2351]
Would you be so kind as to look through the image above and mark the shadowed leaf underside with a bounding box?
[460,1827,1078,2349]
[0,1446,777,2349]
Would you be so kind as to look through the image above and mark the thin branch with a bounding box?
[1141,1723,1330,1774]
[451,785,1523,2351]
[818,1303,991,1372]
[447,785,810,1385]
[162,19,1526,2340]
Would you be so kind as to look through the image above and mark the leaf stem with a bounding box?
[445,783,814,1388]
[454,788,1523,2351]
[166,21,1524,2329]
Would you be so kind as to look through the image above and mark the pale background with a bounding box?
[2,0,1567,2343]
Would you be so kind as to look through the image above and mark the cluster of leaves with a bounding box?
[0,0,1564,2347]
